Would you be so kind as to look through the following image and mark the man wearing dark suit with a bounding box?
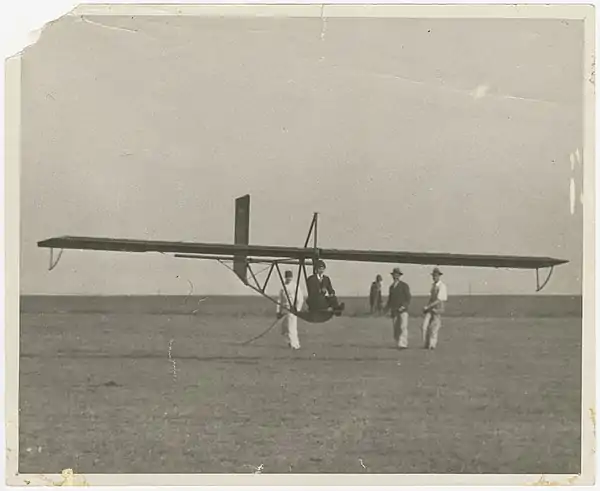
[306,260,345,316]
[384,267,412,349]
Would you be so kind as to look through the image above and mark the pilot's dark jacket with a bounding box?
[306,274,337,311]
[385,280,412,315]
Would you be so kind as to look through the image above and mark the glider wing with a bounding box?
[37,236,566,270]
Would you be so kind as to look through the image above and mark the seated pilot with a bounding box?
[306,260,345,316]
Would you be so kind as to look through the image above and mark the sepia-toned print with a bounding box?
[6,4,595,486]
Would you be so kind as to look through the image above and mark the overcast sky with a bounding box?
[20,15,584,296]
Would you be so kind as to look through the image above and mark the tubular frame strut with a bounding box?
[214,214,326,321]
[294,211,320,312]
[216,259,298,317]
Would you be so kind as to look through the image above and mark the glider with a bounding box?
[38,195,568,323]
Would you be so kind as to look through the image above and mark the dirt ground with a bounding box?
[19,309,582,474]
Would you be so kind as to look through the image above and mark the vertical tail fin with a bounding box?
[234,195,250,284]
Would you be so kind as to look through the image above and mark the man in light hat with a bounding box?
[422,267,448,350]
[276,270,305,350]
[384,267,412,349]
[306,260,345,316]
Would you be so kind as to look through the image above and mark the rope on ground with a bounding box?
[240,316,283,346]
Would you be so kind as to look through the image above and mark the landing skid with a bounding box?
[48,248,64,271]
[535,266,555,292]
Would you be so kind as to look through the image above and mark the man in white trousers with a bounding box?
[276,270,305,350]
[422,267,448,350]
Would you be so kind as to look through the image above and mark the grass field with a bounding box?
[19,296,582,474]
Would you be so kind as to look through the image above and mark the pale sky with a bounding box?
[20,15,584,296]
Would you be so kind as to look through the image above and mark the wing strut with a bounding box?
[535,266,555,292]
[303,212,318,249]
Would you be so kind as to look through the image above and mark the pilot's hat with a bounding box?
[284,270,293,278]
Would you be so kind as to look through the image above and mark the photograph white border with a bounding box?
[4,3,596,486]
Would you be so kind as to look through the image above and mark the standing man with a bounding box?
[384,267,412,349]
[306,260,345,316]
[276,270,305,350]
[422,267,448,350]
[369,275,383,315]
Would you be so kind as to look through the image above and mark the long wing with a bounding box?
[318,248,567,269]
[37,236,567,269]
